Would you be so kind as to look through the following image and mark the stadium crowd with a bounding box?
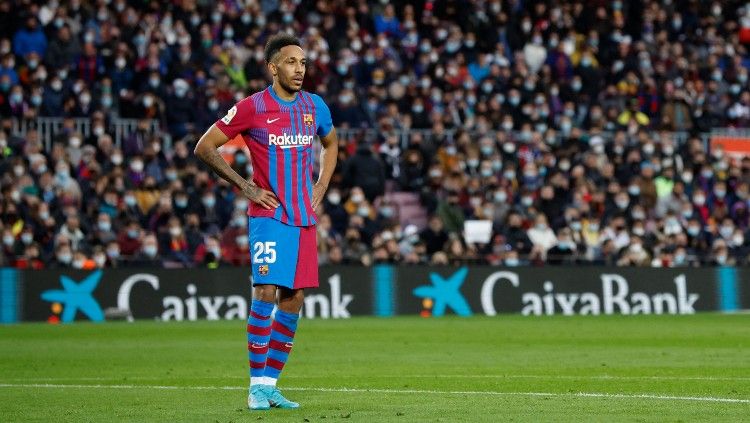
[2,0,750,268]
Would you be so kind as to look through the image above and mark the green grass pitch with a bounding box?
[1,314,749,422]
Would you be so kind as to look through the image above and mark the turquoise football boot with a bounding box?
[262,385,300,409]
[248,385,270,411]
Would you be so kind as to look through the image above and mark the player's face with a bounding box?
[270,45,306,93]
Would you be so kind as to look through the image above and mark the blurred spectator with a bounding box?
[342,144,385,202]
[129,233,162,267]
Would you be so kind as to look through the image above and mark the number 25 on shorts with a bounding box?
[253,241,277,263]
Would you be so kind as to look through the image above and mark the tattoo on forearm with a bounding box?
[199,148,243,188]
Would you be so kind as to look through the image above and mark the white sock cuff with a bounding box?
[263,376,277,386]
[251,376,277,386]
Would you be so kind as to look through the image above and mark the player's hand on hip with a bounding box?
[312,182,327,210]
[242,182,280,210]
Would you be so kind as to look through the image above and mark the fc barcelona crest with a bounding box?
[258,264,269,276]
[303,114,314,126]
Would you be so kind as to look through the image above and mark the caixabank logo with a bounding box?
[408,267,713,317]
[40,271,105,323]
[413,267,473,317]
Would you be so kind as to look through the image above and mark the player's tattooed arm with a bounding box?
[313,128,339,210]
[194,125,280,210]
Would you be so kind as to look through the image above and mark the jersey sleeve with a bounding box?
[214,97,255,139]
[311,94,333,137]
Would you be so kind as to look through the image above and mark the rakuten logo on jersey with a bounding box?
[268,133,314,149]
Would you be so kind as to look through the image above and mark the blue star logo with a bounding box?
[41,271,105,323]
[413,267,473,317]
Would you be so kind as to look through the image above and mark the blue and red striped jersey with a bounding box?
[215,86,333,227]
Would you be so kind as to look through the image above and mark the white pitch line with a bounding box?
[5,374,750,382]
[0,383,748,404]
[381,374,750,382]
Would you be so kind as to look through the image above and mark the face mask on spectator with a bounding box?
[58,252,72,263]
[494,191,507,202]
[327,192,341,205]
[693,195,705,205]
[202,196,216,208]
[130,160,143,172]
[236,235,249,247]
[144,245,157,257]
[720,225,734,239]
[505,257,519,267]
[232,215,245,227]
[51,79,62,91]
[125,196,137,207]
[714,188,726,198]
[357,206,370,217]
[169,226,182,237]
[175,197,188,208]
[616,199,629,209]
[80,93,91,105]
[21,233,33,244]
[93,254,106,267]
[98,221,111,232]
[56,165,70,178]
[3,234,14,246]
[107,248,120,259]
[570,221,582,231]
[380,206,395,218]
[521,196,533,207]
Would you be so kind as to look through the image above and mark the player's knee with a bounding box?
[253,285,277,302]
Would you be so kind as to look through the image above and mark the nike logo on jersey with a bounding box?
[266,117,281,124]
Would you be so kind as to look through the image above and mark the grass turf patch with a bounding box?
[1,314,749,422]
